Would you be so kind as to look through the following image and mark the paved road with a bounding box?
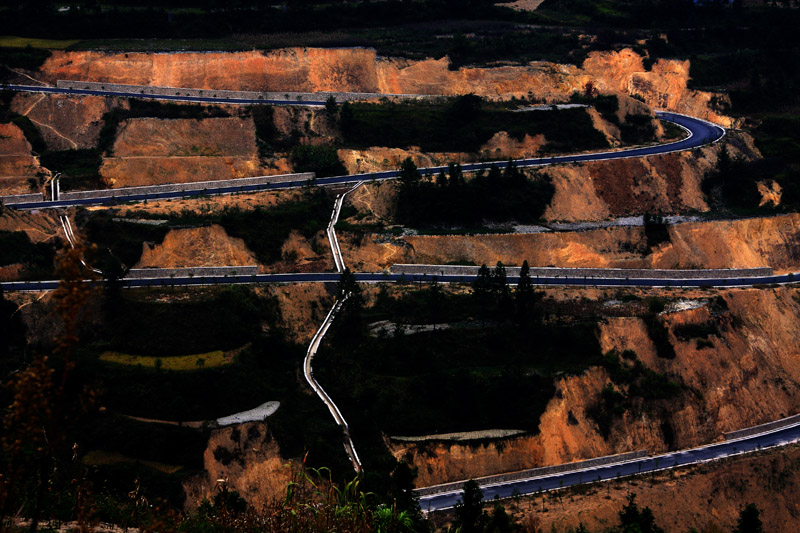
[1,84,723,210]
[4,83,327,107]
[3,270,797,293]
[418,420,800,512]
[0,271,793,291]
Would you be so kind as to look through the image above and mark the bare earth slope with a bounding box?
[101,117,261,187]
[39,47,731,125]
[0,122,43,194]
[393,286,800,487]
[342,213,800,274]
[134,225,258,269]
[432,444,800,532]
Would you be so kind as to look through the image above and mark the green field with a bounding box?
[99,348,232,371]
[0,35,79,49]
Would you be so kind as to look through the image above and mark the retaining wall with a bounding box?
[56,80,445,104]
[414,450,648,497]
[0,193,44,205]
[724,413,800,441]
[390,264,774,280]
[58,172,314,201]
[126,266,258,279]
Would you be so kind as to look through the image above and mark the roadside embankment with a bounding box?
[38,47,733,126]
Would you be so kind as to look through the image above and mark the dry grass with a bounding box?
[99,349,231,371]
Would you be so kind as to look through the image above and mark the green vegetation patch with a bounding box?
[39,149,103,190]
[0,45,51,70]
[80,211,170,271]
[394,160,554,228]
[99,349,232,371]
[0,36,78,49]
[340,96,609,154]
[316,284,602,446]
[290,144,347,178]
[101,287,274,357]
[0,230,57,280]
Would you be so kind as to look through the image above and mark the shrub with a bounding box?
[39,149,103,190]
[643,213,670,249]
[672,321,720,340]
[290,144,347,178]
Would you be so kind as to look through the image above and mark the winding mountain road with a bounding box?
[6,85,789,510]
[1,83,723,210]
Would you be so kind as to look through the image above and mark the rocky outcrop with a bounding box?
[342,213,800,274]
[392,285,800,488]
[38,47,732,126]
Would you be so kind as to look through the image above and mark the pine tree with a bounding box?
[436,169,448,188]
[473,264,492,296]
[516,260,534,321]
[399,157,420,189]
[453,480,486,533]
[734,503,764,533]
[492,261,508,297]
[448,162,463,188]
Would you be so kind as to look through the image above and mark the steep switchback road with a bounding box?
[1,107,723,210]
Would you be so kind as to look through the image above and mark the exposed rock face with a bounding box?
[40,48,381,93]
[134,225,258,269]
[183,421,293,510]
[10,93,121,151]
[392,286,800,488]
[653,213,800,273]
[341,134,750,225]
[101,117,261,187]
[0,122,42,194]
[38,47,732,126]
[342,213,800,274]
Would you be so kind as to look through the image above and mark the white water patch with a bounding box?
[216,401,280,427]
[664,299,709,314]
[392,429,527,442]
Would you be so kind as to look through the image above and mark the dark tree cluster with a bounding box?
[341,96,608,154]
[396,158,555,228]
